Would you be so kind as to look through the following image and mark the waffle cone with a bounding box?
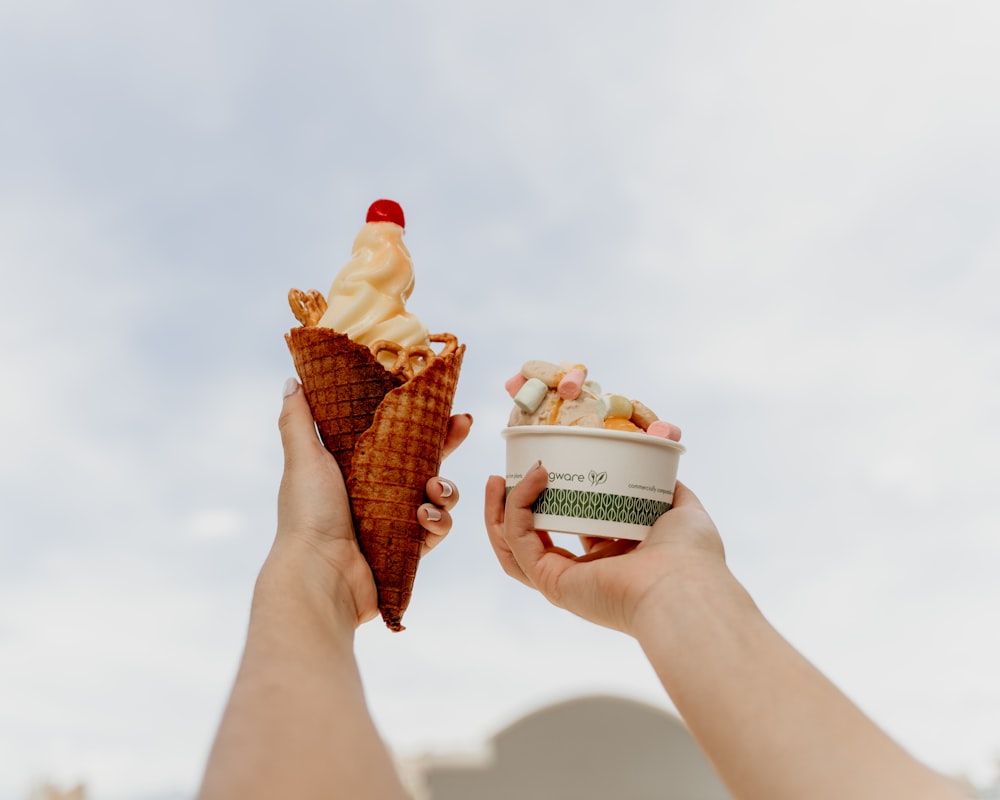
[286,325,465,631]
[285,327,405,478]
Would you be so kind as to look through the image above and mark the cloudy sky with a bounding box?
[2,1,999,797]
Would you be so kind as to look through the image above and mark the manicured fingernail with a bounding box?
[282,378,300,398]
[527,460,543,473]
[424,506,442,522]
[437,479,455,498]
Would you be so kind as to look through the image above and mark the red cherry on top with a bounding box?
[366,199,405,228]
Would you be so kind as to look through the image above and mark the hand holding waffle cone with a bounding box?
[277,380,469,628]
[285,200,466,631]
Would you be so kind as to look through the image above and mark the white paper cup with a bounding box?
[502,426,686,541]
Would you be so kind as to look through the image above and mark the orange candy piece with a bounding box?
[603,417,641,433]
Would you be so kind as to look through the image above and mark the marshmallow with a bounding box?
[505,372,527,398]
[513,377,549,413]
[647,420,682,441]
[597,394,633,420]
[557,365,588,400]
[521,360,563,388]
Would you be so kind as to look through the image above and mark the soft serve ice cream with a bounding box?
[315,200,431,370]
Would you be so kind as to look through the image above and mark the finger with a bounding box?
[277,378,325,468]
[425,476,459,512]
[418,504,452,556]
[441,413,473,460]
[484,475,531,586]
[579,535,605,553]
[500,463,579,597]
[671,480,705,511]
[650,480,726,559]
[646,480,710,540]
[576,537,637,562]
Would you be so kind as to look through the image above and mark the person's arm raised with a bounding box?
[198,381,470,800]
[486,466,963,800]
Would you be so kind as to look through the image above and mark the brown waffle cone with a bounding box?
[285,326,405,478]
[348,345,464,630]
[286,324,465,631]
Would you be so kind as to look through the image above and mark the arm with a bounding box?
[634,553,960,800]
[198,380,471,800]
[485,464,963,800]
[197,546,405,800]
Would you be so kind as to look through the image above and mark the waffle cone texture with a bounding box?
[286,326,465,631]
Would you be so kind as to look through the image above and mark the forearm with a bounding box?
[198,547,407,800]
[634,565,962,800]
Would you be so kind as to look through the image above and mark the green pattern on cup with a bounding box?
[530,487,671,525]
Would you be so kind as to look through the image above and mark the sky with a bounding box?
[1,0,999,797]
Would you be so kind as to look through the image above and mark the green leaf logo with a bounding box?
[589,470,608,487]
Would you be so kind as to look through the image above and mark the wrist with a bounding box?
[254,539,361,636]
[630,557,754,645]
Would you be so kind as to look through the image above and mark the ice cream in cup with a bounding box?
[502,360,685,541]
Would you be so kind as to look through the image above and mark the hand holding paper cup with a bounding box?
[502,360,684,541]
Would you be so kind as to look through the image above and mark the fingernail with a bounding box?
[463,413,474,426]
[424,506,442,522]
[282,378,300,398]
[527,460,543,474]
[437,479,455,498]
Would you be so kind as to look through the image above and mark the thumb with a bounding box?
[669,480,704,512]
[278,377,323,466]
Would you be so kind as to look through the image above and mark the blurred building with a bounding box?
[400,693,997,800]
[401,694,730,800]
[977,760,1000,800]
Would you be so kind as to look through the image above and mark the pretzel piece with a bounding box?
[370,333,459,380]
[288,288,328,327]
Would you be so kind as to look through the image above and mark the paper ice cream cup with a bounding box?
[502,426,686,541]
